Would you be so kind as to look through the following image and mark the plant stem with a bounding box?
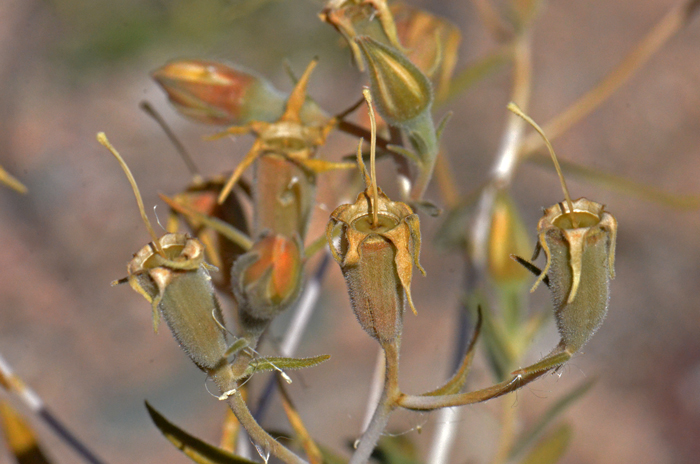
[398,369,547,410]
[471,30,532,274]
[224,389,308,464]
[0,352,107,464]
[349,341,402,464]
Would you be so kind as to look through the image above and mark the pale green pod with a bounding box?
[127,233,229,375]
[514,198,617,375]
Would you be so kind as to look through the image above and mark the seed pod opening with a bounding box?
[327,188,424,344]
[128,233,229,374]
[534,198,617,354]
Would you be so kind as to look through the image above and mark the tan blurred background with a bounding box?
[0,0,699,463]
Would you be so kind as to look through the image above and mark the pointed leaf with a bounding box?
[421,307,481,396]
[0,401,53,464]
[244,355,330,376]
[145,402,256,464]
[518,423,572,464]
[509,378,595,459]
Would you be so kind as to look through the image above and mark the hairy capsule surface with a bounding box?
[127,233,229,374]
[327,188,424,344]
[514,198,617,375]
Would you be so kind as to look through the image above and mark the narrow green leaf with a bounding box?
[529,152,700,210]
[518,423,573,464]
[244,355,331,376]
[421,307,481,396]
[509,379,595,459]
[478,300,514,381]
[145,402,256,464]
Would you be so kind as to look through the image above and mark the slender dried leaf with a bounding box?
[518,423,572,464]
[277,376,323,464]
[244,355,331,376]
[0,166,27,194]
[509,378,595,459]
[0,401,52,464]
[145,402,256,464]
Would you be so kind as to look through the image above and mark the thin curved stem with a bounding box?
[398,369,547,411]
[224,390,308,464]
[349,342,402,464]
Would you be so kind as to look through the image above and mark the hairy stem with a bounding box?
[399,369,547,410]
[224,389,307,464]
[349,341,402,464]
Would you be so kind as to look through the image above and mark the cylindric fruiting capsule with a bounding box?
[506,103,618,376]
[98,133,230,378]
[524,198,616,370]
[127,233,229,374]
[327,188,424,344]
[327,90,424,345]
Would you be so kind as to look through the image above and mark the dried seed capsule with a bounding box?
[128,233,229,374]
[532,198,617,353]
[506,104,618,376]
[327,89,424,345]
[320,0,404,72]
[327,189,424,344]
[98,133,230,378]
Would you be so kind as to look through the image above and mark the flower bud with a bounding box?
[153,60,289,126]
[355,36,433,127]
[391,3,461,101]
[487,190,531,286]
[327,189,424,344]
[127,233,229,374]
[232,233,303,332]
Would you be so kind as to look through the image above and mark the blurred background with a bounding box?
[0,0,699,463]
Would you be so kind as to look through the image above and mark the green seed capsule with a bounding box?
[513,198,617,376]
[328,189,424,345]
[128,233,229,374]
